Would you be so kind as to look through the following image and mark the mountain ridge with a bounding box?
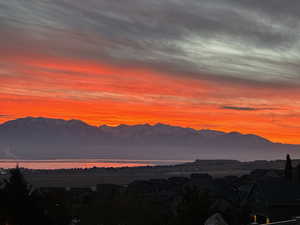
[0,117,271,142]
[0,117,298,160]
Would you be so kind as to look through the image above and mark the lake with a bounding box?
[0,159,192,169]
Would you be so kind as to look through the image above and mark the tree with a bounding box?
[2,167,51,225]
[0,180,5,225]
[284,154,293,181]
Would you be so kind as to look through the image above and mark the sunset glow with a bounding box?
[1,0,300,144]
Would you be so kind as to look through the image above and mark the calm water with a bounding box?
[0,159,191,169]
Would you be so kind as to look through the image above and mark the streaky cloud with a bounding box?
[221,106,276,111]
[1,0,300,85]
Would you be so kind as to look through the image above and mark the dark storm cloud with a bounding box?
[1,0,300,85]
[221,106,275,111]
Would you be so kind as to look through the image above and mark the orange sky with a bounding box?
[1,54,300,144]
[2,0,300,146]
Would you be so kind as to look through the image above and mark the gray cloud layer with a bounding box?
[1,0,300,85]
[221,106,275,111]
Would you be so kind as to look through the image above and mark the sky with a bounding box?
[1,0,300,144]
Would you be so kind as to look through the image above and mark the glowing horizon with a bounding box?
[1,0,300,145]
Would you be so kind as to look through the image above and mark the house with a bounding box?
[246,180,300,222]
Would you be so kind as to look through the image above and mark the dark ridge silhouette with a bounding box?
[0,117,299,160]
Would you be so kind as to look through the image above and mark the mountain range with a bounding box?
[0,117,299,160]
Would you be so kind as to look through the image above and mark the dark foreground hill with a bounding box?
[0,117,299,160]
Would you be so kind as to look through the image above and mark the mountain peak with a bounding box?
[198,129,226,137]
[0,116,297,160]
[1,117,92,129]
[67,119,90,127]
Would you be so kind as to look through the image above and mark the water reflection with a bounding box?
[0,161,152,169]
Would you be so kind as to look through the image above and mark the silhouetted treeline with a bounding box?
[0,167,257,225]
[3,155,300,225]
[0,167,71,225]
[6,153,300,225]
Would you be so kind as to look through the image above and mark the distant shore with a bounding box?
[0,159,292,187]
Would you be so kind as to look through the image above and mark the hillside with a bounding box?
[0,117,299,160]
